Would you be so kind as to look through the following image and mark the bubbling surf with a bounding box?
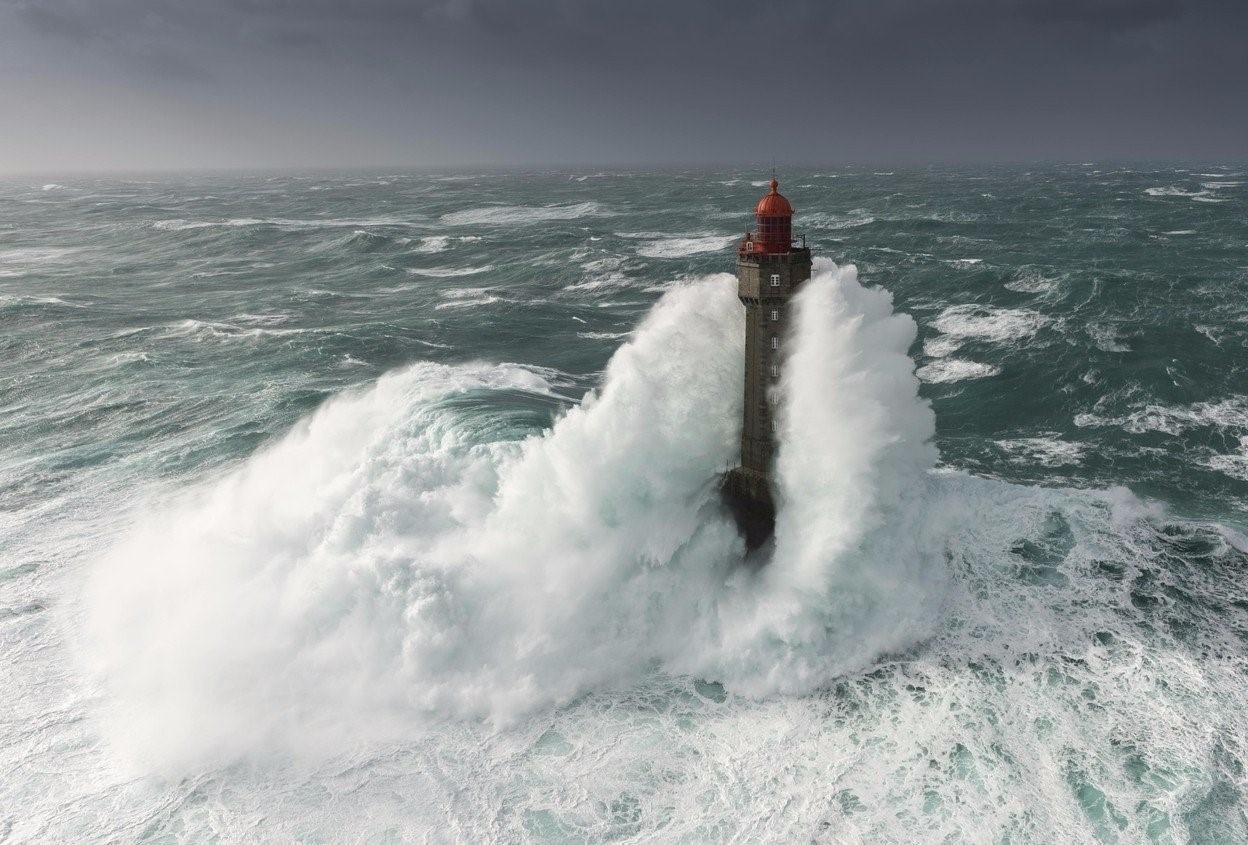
[82,261,948,770]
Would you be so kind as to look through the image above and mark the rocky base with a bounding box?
[721,467,776,551]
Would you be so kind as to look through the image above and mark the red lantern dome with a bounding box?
[739,178,794,254]
[754,179,793,217]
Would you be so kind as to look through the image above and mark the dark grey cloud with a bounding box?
[17,4,94,43]
[0,0,1244,172]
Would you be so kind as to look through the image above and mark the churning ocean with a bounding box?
[2,166,1247,842]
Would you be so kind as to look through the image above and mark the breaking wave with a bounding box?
[440,202,607,227]
[84,261,948,770]
[635,234,736,259]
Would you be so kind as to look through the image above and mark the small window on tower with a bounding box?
[771,310,779,321]
[771,336,779,350]
[770,365,779,378]
[770,274,780,287]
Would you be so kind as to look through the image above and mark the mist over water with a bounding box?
[3,167,1248,841]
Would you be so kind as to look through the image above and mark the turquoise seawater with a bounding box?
[2,166,1247,842]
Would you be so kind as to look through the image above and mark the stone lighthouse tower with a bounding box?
[723,178,812,548]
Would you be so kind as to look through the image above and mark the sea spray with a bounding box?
[678,260,949,693]
[82,265,949,770]
[82,276,745,767]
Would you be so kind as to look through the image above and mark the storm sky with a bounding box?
[1,0,1244,173]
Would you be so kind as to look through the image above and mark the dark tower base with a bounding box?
[721,467,775,550]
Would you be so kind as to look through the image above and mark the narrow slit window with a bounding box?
[771,336,779,350]
[771,310,779,321]
[770,274,780,287]
[770,365,779,378]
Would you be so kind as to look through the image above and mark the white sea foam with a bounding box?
[153,217,419,231]
[81,263,955,771]
[1144,186,1225,203]
[1145,186,1201,197]
[1205,439,1248,481]
[0,293,83,309]
[923,335,962,359]
[803,211,877,230]
[0,247,77,264]
[681,262,947,694]
[161,318,309,342]
[411,235,481,254]
[440,201,606,227]
[916,359,1001,383]
[231,313,292,327]
[995,436,1086,468]
[406,265,494,278]
[414,236,450,253]
[581,256,626,274]
[635,234,735,259]
[1075,396,1248,436]
[919,304,1045,374]
[931,304,1048,346]
[434,287,502,309]
[566,257,632,292]
[46,254,1248,841]
[577,331,631,340]
[1087,323,1131,352]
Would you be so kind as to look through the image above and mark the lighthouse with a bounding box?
[722,178,812,549]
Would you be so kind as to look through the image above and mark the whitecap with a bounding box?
[1144,186,1201,197]
[916,359,1001,383]
[802,212,876,230]
[414,236,449,253]
[440,202,606,227]
[927,304,1048,356]
[577,331,631,340]
[435,287,502,309]
[154,216,418,232]
[1143,185,1225,202]
[0,247,77,263]
[995,437,1086,467]
[1075,396,1248,436]
[636,235,734,259]
[1086,323,1130,353]
[1005,267,1061,294]
[922,336,962,359]
[406,265,494,278]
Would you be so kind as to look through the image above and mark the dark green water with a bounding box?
[2,165,1247,842]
